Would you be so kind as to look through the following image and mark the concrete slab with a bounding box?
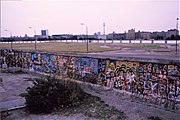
[0,72,42,112]
[0,99,25,112]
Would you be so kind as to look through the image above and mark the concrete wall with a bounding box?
[0,49,180,105]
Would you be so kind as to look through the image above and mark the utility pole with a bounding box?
[176,18,179,54]
[29,27,37,51]
[81,23,88,53]
[5,30,13,49]
[103,22,105,35]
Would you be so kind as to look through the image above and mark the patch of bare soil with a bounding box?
[1,94,126,120]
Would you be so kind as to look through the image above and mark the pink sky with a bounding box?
[1,0,179,37]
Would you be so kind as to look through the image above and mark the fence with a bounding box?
[1,39,180,44]
[0,49,180,110]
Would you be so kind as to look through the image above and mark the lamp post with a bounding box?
[5,30,13,49]
[176,18,179,54]
[81,23,88,53]
[29,27,37,51]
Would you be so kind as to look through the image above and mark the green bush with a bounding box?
[24,77,85,114]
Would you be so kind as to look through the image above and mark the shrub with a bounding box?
[24,77,85,114]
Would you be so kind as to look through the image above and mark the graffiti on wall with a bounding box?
[62,56,75,78]
[114,61,139,91]
[0,49,180,103]
[30,53,57,74]
[75,57,98,76]
[74,57,98,83]
[0,49,17,68]
[137,63,180,99]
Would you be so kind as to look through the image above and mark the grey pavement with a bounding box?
[0,99,25,111]
[0,71,41,112]
[57,44,180,63]
[87,47,180,63]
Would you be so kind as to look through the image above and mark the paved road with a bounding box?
[87,47,180,63]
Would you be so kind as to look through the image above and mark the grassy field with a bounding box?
[0,41,164,53]
[0,42,119,53]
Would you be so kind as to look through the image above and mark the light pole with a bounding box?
[81,23,88,53]
[5,30,13,49]
[29,27,37,51]
[176,18,179,54]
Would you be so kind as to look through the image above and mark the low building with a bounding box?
[98,35,106,40]
[107,32,125,40]
[151,31,166,40]
[94,32,106,40]
[89,33,98,39]
[135,31,141,39]
[51,34,74,39]
[166,29,179,39]
[140,32,151,40]
[77,35,87,40]
[126,29,135,40]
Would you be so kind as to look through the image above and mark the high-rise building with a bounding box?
[41,29,49,38]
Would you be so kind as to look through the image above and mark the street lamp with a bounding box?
[5,30,13,49]
[176,18,179,54]
[81,23,88,53]
[29,27,37,51]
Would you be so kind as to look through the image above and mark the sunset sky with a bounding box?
[1,0,179,37]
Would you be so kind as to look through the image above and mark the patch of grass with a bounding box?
[141,45,162,49]
[147,116,162,120]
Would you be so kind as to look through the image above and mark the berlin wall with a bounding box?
[0,49,180,110]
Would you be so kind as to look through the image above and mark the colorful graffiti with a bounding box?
[0,49,180,107]
[74,57,98,83]
[75,57,98,76]
[114,61,139,90]
[29,53,57,74]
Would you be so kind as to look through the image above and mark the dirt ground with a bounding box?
[83,84,180,120]
[0,70,180,120]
